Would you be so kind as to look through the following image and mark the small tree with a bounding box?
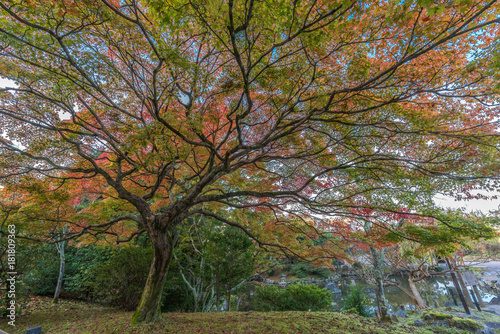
[383,242,444,309]
[52,225,69,304]
[174,214,256,312]
[204,222,256,311]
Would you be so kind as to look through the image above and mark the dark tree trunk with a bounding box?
[216,276,220,312]
[226,285,231,312]
[132,226,176,324]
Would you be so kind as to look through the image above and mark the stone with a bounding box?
[447,317,490,333]
[325,282,341,294]
[397,310,406,318]
[489,297,500,305]
[422,310,452,321]
[26,327,42,334]
[445,301,455,307]
[411,320,426,327]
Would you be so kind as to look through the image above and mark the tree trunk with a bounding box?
[370,246,389,319]
[216,276,220,312]
[408,276,426,309]
[53,239,66,304]
[132,227,175,324]
[386,280,422,308]
[226,288,231,312]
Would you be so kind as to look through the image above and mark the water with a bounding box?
[326,273,497,313]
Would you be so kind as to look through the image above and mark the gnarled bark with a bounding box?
[131,225,177,324]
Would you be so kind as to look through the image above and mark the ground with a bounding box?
[1,297,498,334]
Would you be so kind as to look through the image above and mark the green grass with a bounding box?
[0,297,491,334]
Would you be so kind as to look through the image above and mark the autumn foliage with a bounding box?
[0,0,500,323]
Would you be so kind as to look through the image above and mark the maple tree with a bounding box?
[1,0,500,323]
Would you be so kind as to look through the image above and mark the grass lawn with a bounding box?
[0,297,494,334]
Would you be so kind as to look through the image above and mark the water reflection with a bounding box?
[324,273,497,312]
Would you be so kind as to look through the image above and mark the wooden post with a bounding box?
[472,285,485,308]
[468,288,481,312]
[448,288,458,306]
[456,270,474,307]
[445,258,470,315]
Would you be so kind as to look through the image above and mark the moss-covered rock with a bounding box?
[420,311,491,333]
[422,310,453,321]
[447,317,484,331]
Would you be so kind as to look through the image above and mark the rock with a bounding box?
[479,328,495,334]
[445,301,456,307]
[325,282,341,294]
[421,310,492,334]
[447,317,491,334]
[489,297,500,305]
[422,310,452,321]
[397,310,406,318]
[410,320,426,327]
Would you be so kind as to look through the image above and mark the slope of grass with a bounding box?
[0,297,484,334]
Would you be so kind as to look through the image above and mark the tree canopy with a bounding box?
[0,0,499,323]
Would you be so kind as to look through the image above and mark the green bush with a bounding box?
[252,283,332,311]
[84,245,153,310]
[161,275,194,312]
[342,286,372,317]
[22,243,59,296]
[289,262,330,278]
[63,246,113,299]
[1,241,36,318]
[352,262,363,270]
[23,242,151,310]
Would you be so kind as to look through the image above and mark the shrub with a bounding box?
[26,243,152,310]
[342,286,372,317]
[63,246,113,299]
[85,245,153,310]
[352,262,363,270]
[252,283,332,311]
[252,285,283,311]
[289,262,330,278]
[22,243,59,296]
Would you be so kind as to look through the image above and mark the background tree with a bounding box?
[52,225,69,304]
[1,0,500,323]
[174,214,256,312]
[348,209,497,312]
[383,242,445,309]
[203,220,256,311]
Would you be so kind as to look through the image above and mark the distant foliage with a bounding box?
[23,243,151,310]
[252,283,332,311]
[288,262,331,278]
[22,243,59,296]
[342,286,372,317]
[0,240,34,318]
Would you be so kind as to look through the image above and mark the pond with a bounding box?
[326,273,497,313]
